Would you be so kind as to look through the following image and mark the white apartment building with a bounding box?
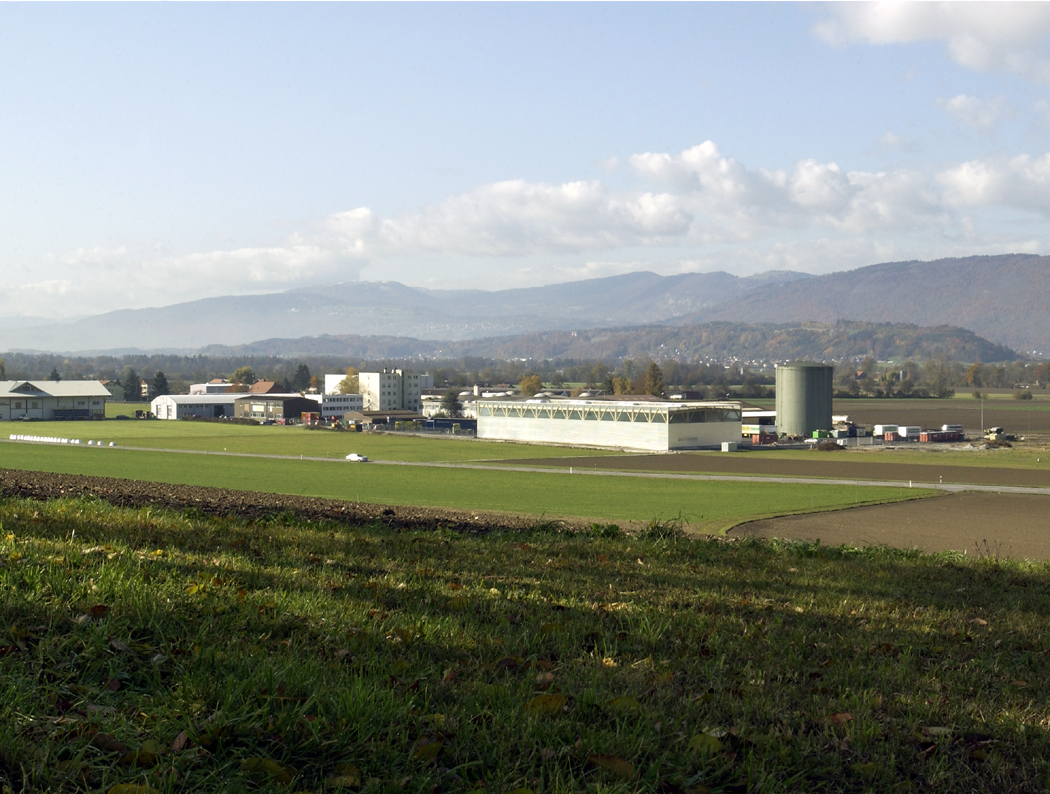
[359,369,422,412]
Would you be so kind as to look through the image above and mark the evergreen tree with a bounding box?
[643,363,664,396]
[151,371,170,398]
[292,363,312,392]
[48,367,61,382]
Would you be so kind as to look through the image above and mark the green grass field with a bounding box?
[0,443,927,531]
[3,496,1049,793]
[18,419,616,463]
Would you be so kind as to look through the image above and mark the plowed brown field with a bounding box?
[0,468,592,534]
[731,491,1050,561]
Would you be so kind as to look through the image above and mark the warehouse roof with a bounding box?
[0,380,112,398]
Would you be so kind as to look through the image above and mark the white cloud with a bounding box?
[876,131,921,153]
[937,94,1012,131]
[939,152,1050,214]
[11,138,1050,317]
[815,2,1050,81]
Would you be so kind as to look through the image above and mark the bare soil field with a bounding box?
[836,402,1050,435]
[516,452,1050,487]
[731,491,1050,561]
[0,468,595,534]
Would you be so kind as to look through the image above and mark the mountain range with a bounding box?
[0,253,1046,356]
[201,320,1018,365]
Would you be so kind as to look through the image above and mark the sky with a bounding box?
[3,2,1050,320]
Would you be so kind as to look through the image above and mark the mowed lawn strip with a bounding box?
[17,419,618,463]
[0,444,930,530]
[2,496,1048,793]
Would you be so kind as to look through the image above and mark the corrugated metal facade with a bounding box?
[477,399,742,451]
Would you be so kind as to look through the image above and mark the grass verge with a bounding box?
[2,496,1049,793]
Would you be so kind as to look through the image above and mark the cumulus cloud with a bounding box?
[939,152,1050,214]
[937,94,1013,131]
[815,2,1050,81]
[876,131,921,153]
[12,138,1050,318]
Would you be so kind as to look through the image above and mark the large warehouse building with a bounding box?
[151,394,238,420]
[0,381,110,420]
[477,397,742,451]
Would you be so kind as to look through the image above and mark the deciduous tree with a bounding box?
[337,367,359,394]
[519,374,543,396]
[440,387,463,418]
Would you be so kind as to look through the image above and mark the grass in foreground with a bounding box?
[2,497,1049,793]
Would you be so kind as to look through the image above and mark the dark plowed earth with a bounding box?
[0,468,591,534]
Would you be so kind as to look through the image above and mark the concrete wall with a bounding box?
[776,362,834,436]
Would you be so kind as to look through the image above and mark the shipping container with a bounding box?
[873,424,898,436]
[751,433,778,445]
[884,431,900,442]
[898,426,923,438]
[941,424,964,433]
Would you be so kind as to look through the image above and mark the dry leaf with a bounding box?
[606,696,641,713]
[523,694,568,715]
[171,731,190,752]
[689,733,722,754]
[828,712,853,726]
[325,762,362,787]
[412,737,442,762]
[588,754,634,779]
[241,757,296,785]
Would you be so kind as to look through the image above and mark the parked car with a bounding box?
[345,453,369,462]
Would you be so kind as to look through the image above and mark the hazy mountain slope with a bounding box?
[202,320,1017,364]
[0,270,808,353]
[692,254,1050,354]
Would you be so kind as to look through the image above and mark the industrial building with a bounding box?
[0,381,110,421]
[477,396,742,452]
[234,395,319,423]
[305,392,364,420]
[151,394,238,420]
[775,362,833,437]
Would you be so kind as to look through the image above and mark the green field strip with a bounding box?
[0,443,927,528]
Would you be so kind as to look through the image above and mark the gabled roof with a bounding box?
[0,380,112,398]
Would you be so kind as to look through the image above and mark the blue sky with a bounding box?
[3,2,1050,318]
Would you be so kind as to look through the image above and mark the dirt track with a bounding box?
[516,452,1050,488]
[0,468,593,534]
[731,491,1050,561]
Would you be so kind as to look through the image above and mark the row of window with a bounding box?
[478,405,741,424]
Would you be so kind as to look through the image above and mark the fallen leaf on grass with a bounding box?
[241,757,296,785]
[828,712,853,727]
[588,754,634,779]
[523,694,568,715]
[412,737,442,762]
[86,604,110,619]
[601,657,618,668]
[606,696,641,713]
[325,762,362,787]
[92,732,130,754]
[171,731,190,752]
[689,733,722,754]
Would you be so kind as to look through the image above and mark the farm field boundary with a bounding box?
[733,491,1050,562]
[0,441,930,532]
[514,450,1050,489]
